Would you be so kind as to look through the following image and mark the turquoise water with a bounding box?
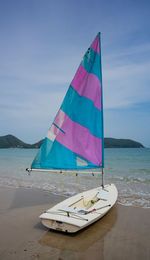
[0,148,149,208]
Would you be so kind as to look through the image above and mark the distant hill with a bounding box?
[0,135,144,149]
[104,138,144,148]
[0,135,43,149]
[0,135,31,148]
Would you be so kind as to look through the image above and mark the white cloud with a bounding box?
[102,42,150,109]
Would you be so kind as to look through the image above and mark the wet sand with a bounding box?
[0,186,149,260]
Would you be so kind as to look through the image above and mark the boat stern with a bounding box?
[39,214,80,233]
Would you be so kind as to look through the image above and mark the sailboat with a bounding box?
[26,32,118,233]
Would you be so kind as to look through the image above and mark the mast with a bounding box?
[99,32,104,188]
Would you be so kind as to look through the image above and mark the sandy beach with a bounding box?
[0,186,149,260]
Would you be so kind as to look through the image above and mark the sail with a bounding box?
[31,33,104,170]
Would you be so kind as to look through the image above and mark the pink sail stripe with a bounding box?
[91,36,100,54]
[51,110,102,166]
[71,65,101,110]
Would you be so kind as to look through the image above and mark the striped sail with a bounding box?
[31,33,104,170]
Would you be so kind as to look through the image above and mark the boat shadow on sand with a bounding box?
[37,204,117,252]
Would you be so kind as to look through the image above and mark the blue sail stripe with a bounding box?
[81,48,102,84]
[61,86,102,139]
[31,137,100,169]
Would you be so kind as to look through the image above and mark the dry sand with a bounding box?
[0,186,149,260]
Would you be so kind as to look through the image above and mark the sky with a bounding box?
[0,0,150,147]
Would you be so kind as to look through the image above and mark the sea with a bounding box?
[0,148,149,208]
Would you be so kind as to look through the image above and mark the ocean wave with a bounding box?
[137,168,150,173]
[0,176,150,208]
[106,176,150,184]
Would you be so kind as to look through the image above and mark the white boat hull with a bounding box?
[39,184,118,233]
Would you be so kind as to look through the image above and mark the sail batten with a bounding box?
[31,33,104,170]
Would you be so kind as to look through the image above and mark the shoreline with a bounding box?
[0,186,150,260]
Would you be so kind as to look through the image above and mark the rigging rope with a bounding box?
[75,173,83,193]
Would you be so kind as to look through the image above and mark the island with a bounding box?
[0,135,144,149]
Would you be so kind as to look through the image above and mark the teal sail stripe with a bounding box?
[81,48,102,84]
[61,86,102,139]
[31,138,99,169]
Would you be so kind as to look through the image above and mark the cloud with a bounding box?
[102,42,150,109]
